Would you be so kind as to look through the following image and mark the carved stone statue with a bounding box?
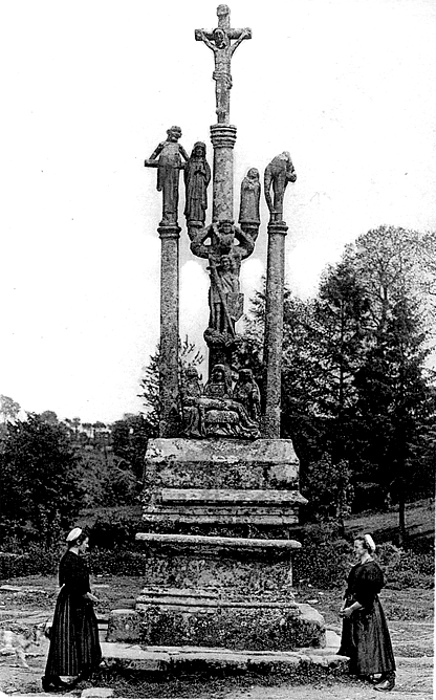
[145,126,189,225]
[239,167,261,234]
[190,220,255,336]
[195,5,251,124]
[264,152,297,222]
[180,365,204,438]
[184,141,211,234]
[233,368,261,425]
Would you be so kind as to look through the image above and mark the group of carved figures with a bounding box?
[145,126,296,228]
[145,127,296,339]
[144,128,297,438]
[180,364,261,439]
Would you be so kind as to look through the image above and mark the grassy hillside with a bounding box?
[344,498,434,547]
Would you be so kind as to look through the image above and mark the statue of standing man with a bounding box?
[145,126,189,225]
[264,152,297,223]
[191,220,255,336]
[195,5,251,124]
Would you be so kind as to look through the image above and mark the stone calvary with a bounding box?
[108,4,326,658]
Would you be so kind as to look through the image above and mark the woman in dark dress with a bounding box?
[338,534,396,692]
[42,527,102,691]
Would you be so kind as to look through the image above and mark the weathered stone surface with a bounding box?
[262,221,288,439]
[264,152,297,223]
[145,437,299,465]
[81,689,115,698]
[136,533,302,550]
[195,6,251,125]
[294,604,326,648]
[132,548,295,596]
[106,610,142,643]
[159,488,304,504]
[138,604,321,651]
[101,642,170,672]
[142,438,305,533]
[144,126,189,226]
[144,438,300,490]
[108,599,324,651]
[101,630,348,680]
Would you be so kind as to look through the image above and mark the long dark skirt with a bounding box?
[45,586,102,678]
[338,595,395,677]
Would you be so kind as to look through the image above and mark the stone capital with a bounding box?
[157,223,181,240]
[267,221,288,236]
[210,124,237,149]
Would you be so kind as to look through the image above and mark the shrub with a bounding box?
[292,527,434,590]
[79,506,144,550]
[377,543,434,590]
[0,545,59,580]
[91,549,147,576]
[293,525,352,589]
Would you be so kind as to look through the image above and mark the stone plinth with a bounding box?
[138,437,308,597]
[106,437,325,651]
[142,438,305,536]
[134,533,300,595]
[107,584,325,651]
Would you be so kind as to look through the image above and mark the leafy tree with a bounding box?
[240,225,435,534]
[309,260,372,463]
[0,414,84,548]
[99,460,138,506]
[111,413,151,482]
[354,294,435,539]
[40,410,59,425]
[138,335,204,431]
[0,395,20,423]
[300,454,354,532]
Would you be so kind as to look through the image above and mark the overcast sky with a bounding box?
[1,0,435,423]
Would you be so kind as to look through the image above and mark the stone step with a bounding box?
[142,508,300,525]
[136,532,302,549]
[158,488,307,504]
[100,630,348,679]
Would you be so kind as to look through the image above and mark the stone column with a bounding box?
[262,221,288,439]
[158,222,181,438]
[210,124,237,222]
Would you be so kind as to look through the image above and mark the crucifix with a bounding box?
[195,4,252,124]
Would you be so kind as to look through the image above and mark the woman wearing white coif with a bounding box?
[338,533,396,692]
[42,527,102,691]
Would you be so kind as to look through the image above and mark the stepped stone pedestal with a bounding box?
[107,438,326,651]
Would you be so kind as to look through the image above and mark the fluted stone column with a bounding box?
[158,222,180,438]
[210,124,237,222]
[262,221,288,439]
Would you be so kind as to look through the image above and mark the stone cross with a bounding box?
[195,5,251,124]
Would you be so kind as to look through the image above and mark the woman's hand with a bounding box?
[339,606,353,618]
[85,592,100,604]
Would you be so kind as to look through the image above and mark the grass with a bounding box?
[344,498,435,545]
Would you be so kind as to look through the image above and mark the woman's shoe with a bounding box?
[374,678,395,692]
[370,674,383,683]
[42,676,73,692]
[41,676,52,692]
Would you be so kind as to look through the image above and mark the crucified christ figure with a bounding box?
[195,5,251,124]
